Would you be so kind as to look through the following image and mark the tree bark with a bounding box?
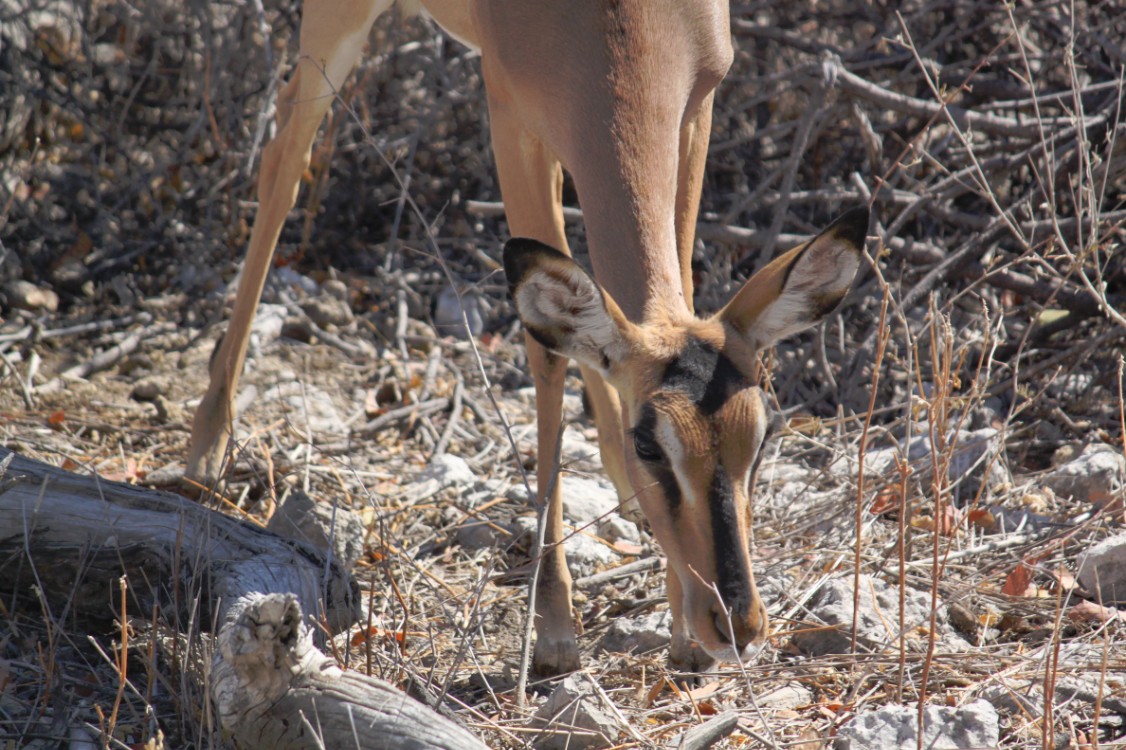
[0,447,487,750]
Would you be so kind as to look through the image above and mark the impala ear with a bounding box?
[503,238,635,375]
[718,207,869,349]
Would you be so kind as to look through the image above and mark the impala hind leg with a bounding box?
[486,99,582,675]
[187,0,389,485]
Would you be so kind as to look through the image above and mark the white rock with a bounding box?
[249,303,287,353]
[433,284,484,340]
[597,516,640,545]
[597,611,671,655]
[421,454,476,489]
[562,476,620,525]
[1077,533,1126,603]
[533,674,625,749]
[562,426,603,470]
[757,683,813,710]
[834,701,999,750]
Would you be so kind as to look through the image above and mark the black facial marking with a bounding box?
[662,337,748,415]
[709,467,753,614]
[634,404,680,512]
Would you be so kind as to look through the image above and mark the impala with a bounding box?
[187,0,870,675]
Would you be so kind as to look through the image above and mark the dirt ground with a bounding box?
[2,0,1125,748]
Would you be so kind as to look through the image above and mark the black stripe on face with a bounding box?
[662,337,748,416]
[633,404,681,513]
[710,467,753,615]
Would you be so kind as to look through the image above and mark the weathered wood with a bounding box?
[0,448,487,750]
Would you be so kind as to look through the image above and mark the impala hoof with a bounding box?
[668,634,716,676]
[533,636,581,676]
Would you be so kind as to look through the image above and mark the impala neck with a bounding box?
[474,0,730,325]
[572,2,722,325]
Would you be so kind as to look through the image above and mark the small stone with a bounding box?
[300,294,353,328]
[263,382,345,435]
[421,454,475,489]
[597,516,640,545]
[433,284,484,340]
[457,519,506,551]
[1042,443,1125,506]
[4,280,58,312]
[834,701,999,750]
[597,611,671,655]
[757,683,813,710]
[532,674,625,749]
[1077,533,1126,603]
[509,516,617,578]
[562,476,619,525]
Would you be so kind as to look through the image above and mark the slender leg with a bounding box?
[673,92,714,316]
[487,97,581,675]
[579,369,635,520]
[186,0,390,484]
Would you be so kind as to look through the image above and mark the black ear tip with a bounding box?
[502,237,568,289]
[828,206,872,247]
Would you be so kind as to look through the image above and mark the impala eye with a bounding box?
[632,430,663,462]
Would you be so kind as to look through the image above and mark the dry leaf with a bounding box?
[1001,562,1035,597]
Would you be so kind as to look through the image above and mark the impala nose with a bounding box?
[713,598,768,650]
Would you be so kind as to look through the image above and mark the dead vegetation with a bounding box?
[1,0,1124,748]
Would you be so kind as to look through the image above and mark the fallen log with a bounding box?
[0,447,487,750]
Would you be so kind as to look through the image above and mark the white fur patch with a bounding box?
[515,266,627,371]
[754,239,860,348]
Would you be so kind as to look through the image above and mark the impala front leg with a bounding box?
[187,0,389,485]
[485,97,580,675]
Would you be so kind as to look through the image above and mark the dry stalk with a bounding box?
[852,279,891,656]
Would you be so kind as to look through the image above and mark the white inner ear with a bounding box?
[514,264,630,371]
[754,239,859,348]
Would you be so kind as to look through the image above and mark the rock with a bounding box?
[421,454,476,489]
[532,674,625,749]
[597,516,640,545]
[756,683,813,710]
[266,491,365,574]
[562,426,603,470]
[300,293,353,328]
[860,427,1009,504]
[980,683,1043,717]
[1042,443,1125,506]
[457,519,507,551]
[1077,533,1126,603]
[433,284,484,340]
[510,516,618,578]
[792,575,969,656]
[4,280,59,312]
[249,303,287,353]
[562,476,619,525]
[597,611,671,655]
[834,701,999,750]
[263,382,345,435]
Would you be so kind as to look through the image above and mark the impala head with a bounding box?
[504,207,869,662]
